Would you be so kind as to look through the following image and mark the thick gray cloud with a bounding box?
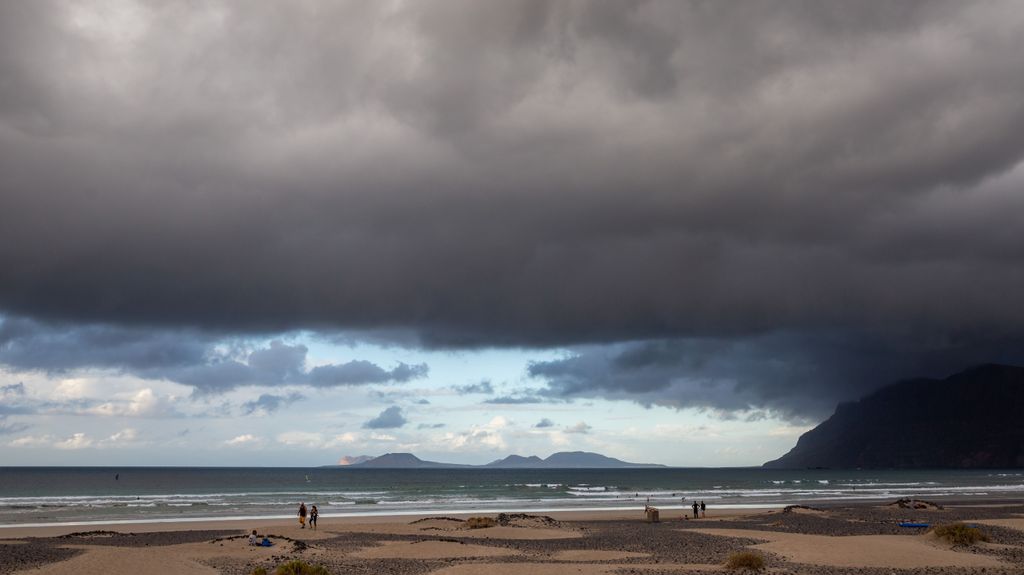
[2,2,1024,416]
[241,392,304,415]
[0,317,428,394]
[308,361,428,389]
[485,395,545,405]
[363,406,408,429]
[0,317,212,373]
[534,418,555,429]
[453,380,494,395]
[529,332,1024,419]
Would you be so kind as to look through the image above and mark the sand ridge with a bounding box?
[975,517,1024,532]
[692,527,1007,569]
[16,544,219,575]
[351,539,520,559]
[549,549,649,561]
[426,563,721,575]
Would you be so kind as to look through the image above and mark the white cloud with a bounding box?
[104,428,139,444]
[88,389,180,417]
[53,378,95,399]
[486,416,511,429]
[434,413,524,452]
[331,432,360,444]
[277,431,324,448]
[768,425,813,437]
[54,433,93,450]
[9,434,54,447]
[225,434,257,446]
[565,421,592,434]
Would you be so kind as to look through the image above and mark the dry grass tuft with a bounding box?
[724,550,765,571]
[466,516,497,529]
[932,523,989,546]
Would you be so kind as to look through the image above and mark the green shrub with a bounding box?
[273,560,330,575]
[932,523,989,546]
[466,516,496,529]
[251,568,268,575]
[724,551,765,571]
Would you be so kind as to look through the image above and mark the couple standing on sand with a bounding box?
[298,502,319,529]
[690,500,706,518]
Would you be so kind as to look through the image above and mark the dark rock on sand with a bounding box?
[0,541,82,574]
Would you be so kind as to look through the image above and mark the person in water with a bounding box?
[309,504,318,530]
[298,502,307,528]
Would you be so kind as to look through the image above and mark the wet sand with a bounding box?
[2,504,1024,574]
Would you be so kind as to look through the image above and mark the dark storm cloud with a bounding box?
[528,332,1024,419]
[154,346,428,395]
[363,406,408,429]
[2,1,1024,416]
[0,317,212,373]
[0,317,428,394]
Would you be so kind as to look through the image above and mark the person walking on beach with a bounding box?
[309,504,318,530]
[692,500,699,519]
[700,500,706,518]
[298,502,307,528]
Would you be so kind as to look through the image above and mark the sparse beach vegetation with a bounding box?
[932,523,989,546]
[724,550,765,570]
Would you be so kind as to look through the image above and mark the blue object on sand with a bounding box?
[261,538,272,546]
[899,522,929,528]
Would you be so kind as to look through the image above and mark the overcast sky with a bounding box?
[2,1,1024,466]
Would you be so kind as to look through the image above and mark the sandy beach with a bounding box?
[2,503,1023,575]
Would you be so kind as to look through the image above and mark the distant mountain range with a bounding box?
[764,364,1024,469]
[326,451,664,469]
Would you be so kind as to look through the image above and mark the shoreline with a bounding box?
[6,492,1024,534]
[0,506,774,539]
[1,500,1023,575]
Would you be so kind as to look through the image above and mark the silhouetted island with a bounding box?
[764,364,1024,469]
[326,451,664,469]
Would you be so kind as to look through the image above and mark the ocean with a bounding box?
[1,467,1022,528]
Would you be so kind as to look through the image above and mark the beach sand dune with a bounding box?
[693,527,1007,569]
[16,544,218,575]
[351,539,520,559]
[425,563,719,575]
[976,517,1024,532]
[548,549,648,561]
